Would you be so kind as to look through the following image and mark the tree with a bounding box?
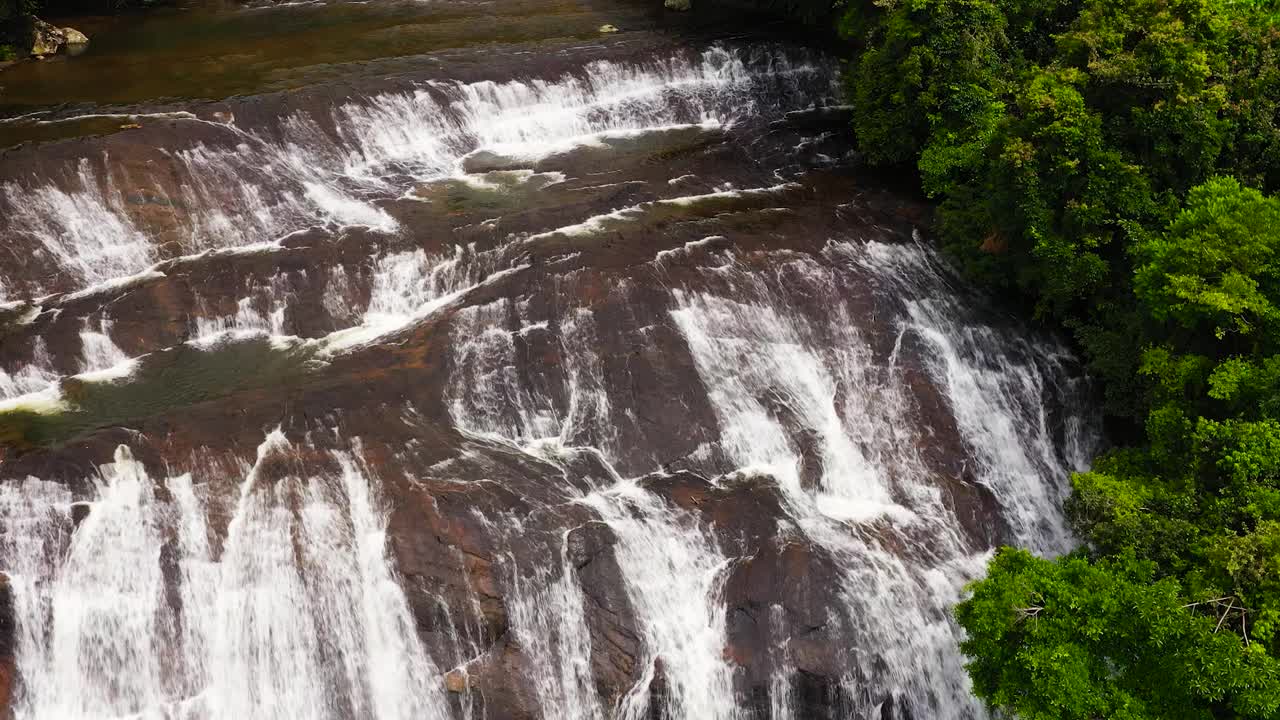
[959,548,1280,720]
[1135,177,1280,352]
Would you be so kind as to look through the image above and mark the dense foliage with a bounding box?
[839,0,1280,716]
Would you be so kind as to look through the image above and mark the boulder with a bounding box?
[567,521,645,707]
[62,26,88,46]
[70,501,92,528]
[721,538,854,718]
[664,0,692,10]
[26,16,65,57]
[444,667,469,693]
[597,24,619,33]
[62,26,89,56]
[7,16,87,58]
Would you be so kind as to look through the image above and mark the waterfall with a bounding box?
[191,273,293,343]
[0,29,1098,720]
[664,240,1090,717]
[846,239,1093,552]
[78,319,131,374]
[0,339,56,400]
[492,519,605,720]
[0,435,451,720]
[447,297,564,442]
[582,483,739,720]
[1,161,156,291]
[669,287,904,523]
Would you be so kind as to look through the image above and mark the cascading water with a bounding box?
[1,45,812,302]
[0,338,55,399]
[0,434,450,720]
[486,515,605,720]
[581,483,739,720]
[78,320,130,374]
[0,14,1099,720]
[664,239,1094,717]
[1,161,156,289]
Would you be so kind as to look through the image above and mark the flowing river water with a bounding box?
[0,1,1099,717]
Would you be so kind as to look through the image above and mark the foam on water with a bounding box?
[323,261,527,353]
[302,182,398,231]
[527,184,798,243]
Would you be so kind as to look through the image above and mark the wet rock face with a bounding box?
[0,574,13,718]
[0,24,1097,720]
[567,520,644,703]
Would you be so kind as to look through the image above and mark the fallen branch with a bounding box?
[1215,598,1235,633]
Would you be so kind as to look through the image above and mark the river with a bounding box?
[0,0,1099,717]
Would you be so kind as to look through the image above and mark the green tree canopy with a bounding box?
[840,0,1280,716]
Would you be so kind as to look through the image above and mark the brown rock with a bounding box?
[721,537,854,718]
[26,16,65,57]
[71,501,92,528]
[62,26,88,47]
[566,520,616,569]
[444,667,469,693]
[569,521,644,705]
